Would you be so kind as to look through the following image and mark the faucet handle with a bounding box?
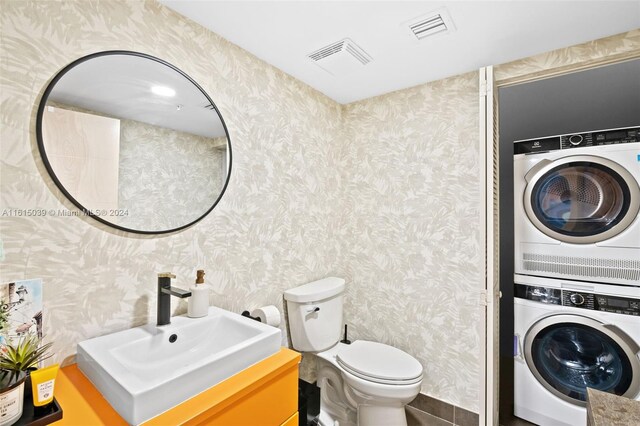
[158,272,176,278]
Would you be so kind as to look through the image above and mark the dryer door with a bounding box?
[524,155,640,244]
[524,314,640,406]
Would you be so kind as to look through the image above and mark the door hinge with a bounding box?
[479,289,498,306]
[479,290,488,306]
[479,81,488,97]
[480,79,494,96]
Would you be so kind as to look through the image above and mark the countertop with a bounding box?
[586,388,640,426]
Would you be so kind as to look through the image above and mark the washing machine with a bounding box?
[514,274,640,426]
[514,125,640,286]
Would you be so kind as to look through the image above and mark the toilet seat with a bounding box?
[336,341,423,385]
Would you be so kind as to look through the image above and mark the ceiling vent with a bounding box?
[407,8,455,40]
[307,38,372,76]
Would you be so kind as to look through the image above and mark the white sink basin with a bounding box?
[77,306,281,425]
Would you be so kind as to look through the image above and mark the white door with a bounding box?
[479,65,500,426]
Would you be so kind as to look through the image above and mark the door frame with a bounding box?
[479,50,640,425]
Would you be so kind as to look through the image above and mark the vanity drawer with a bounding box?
[280,412,299,426]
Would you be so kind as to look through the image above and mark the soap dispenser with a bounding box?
[188,269,210,318]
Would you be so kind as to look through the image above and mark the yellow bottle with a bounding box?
[30,363,59,406]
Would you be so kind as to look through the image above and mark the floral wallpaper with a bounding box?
[495,29,640,83]
[336,29,639,410]
[340,72,483,411]
[0,0,344,380]
[117,119,227,231]
[1,0,638,414]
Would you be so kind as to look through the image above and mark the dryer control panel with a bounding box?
[515,284,640,316]
[514,125,639,154]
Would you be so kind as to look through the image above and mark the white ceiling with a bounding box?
[160,1,640,104]
[49,54,226,138]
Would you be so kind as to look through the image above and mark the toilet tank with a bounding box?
[284,277,345,352]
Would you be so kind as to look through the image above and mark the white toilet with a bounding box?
[284,277,423,426]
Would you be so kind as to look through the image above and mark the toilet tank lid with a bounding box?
[284,277,345,303]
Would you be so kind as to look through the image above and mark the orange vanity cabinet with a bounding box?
[53,348,301,426]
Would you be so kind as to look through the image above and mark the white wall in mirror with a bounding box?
[42,107,121,212]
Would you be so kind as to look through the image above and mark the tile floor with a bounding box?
[301,378,537,426]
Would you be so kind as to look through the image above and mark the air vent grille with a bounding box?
[309,41,345,62]
[307,39,371,65]
[522,253,640,282]
[344,43,370,65]
[307,38,371,75]
[410,15,447,39]
[406,8,455,41]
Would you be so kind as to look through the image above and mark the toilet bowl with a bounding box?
[284,277,423,426]
[317,341,423,426]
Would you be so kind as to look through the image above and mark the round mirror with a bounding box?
[36,51,231,234]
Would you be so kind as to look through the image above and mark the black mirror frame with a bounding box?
[36,50,232,235]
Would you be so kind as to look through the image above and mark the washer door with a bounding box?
[524,155,640,244]
[524,314,640,406]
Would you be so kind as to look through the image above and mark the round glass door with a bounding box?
[524,315,640,405]
[524,155,640,244]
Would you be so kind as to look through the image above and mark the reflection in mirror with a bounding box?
[37,51,231,234]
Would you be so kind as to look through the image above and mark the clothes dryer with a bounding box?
[514,274,640,426]
[514,126,640,286]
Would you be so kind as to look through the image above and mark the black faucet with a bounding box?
[157,273,192,326]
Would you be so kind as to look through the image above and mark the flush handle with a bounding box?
[306,306,320,314]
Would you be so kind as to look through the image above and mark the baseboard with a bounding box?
[408,392,479,426]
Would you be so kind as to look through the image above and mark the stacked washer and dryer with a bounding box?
[512,126,640,426]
